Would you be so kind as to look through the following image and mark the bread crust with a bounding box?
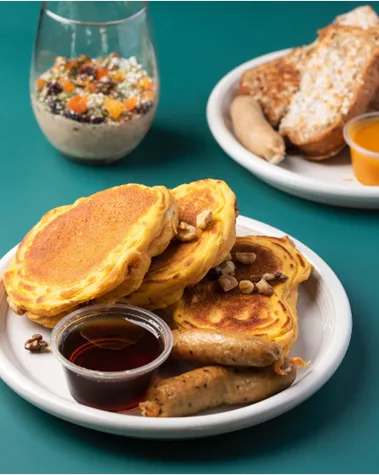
[280,27,379,160]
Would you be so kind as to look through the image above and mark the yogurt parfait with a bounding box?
[32,53,157,164]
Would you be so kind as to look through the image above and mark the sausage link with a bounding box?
[139,358,296,417]
[172,329,283,367]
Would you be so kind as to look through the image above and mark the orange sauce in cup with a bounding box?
[345,114,379,186]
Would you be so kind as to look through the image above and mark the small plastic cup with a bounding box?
[344,112,379,186]
[51,304,173,412]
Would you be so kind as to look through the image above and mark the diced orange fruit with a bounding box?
[104,97,124,119]
[35,78,47,91]
[85,81,97,93]
[124,96,138,111]
[59,78,75,92]
[112,70,125,82]
[141,90,154,101]
[66,59,79,70]
[97,68,108,80]
[67,95,88,114]
[137,76,153,89]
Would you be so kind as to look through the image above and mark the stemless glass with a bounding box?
[30,1,159,165]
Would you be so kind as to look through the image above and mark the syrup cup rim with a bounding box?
[343,112,379,160]
[50,303,173,381]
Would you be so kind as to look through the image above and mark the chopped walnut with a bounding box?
[235,252,257,265]
[263,272,288,283]
[196,209,213,230]
[176,221,197,242]
[220,260,236,275]
[7,296,26,315]
[24,334,50,352]
[255,278,274,296]
[218,275,238,292]
[250,272,288,284]
[239,280,255,294]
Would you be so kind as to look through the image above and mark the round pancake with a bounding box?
[173,235,312,353]
[4,184,178,318]
[120,179,237,310]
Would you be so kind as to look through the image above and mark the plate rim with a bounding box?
[206,48,379,205]
[0,216,352,438]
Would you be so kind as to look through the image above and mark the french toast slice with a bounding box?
[239,6,379,129]
[279,26,379,159]
[239,46,310,128]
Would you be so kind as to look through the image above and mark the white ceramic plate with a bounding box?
[0,216,351,439]
[207,49,379,209]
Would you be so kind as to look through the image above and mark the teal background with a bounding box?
[0,1,378,473]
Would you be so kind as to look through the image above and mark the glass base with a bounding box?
[63,154,124,166]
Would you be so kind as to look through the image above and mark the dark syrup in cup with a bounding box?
[51,304,173,412]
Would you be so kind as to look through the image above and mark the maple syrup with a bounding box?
[54,308,171,412]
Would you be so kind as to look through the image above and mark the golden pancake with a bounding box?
[172,235,312,353]
[115,179,237,310]
[3,184,178,319]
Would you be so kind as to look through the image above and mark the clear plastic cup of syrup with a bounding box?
[51,304,173,412]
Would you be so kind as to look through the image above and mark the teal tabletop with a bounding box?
[0,1,378,473]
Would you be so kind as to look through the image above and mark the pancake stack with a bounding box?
[3,184,178,327]
[111,179,237,309]
[3,178,312,355]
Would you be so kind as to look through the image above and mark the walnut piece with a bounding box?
[255,278,274,296]
[24,334,50,352]
[196,209,213,230]
[239,280,255,294]
[263,272,288,283]
[223,253,232,262]
[235,252,257,265]
[218,275,238,292]
[7,296,25,315]
[250,272,288,284]
[220,260,236,275]
[176,221,197,242]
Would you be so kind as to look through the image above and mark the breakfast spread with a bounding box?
[32,53,157,162]
[2,179,313,417]
[233,5,379,175]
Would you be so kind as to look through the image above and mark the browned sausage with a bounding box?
[139,358,296,417]
[171,329,283,367]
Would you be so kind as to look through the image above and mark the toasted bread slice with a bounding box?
[279,27,379,159]
[239,46,311,128]
[239,6,379,129]
[334,5,379,29]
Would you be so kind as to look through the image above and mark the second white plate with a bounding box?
[207,49,379,208]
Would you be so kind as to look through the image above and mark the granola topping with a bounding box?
[34,53,155,124]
